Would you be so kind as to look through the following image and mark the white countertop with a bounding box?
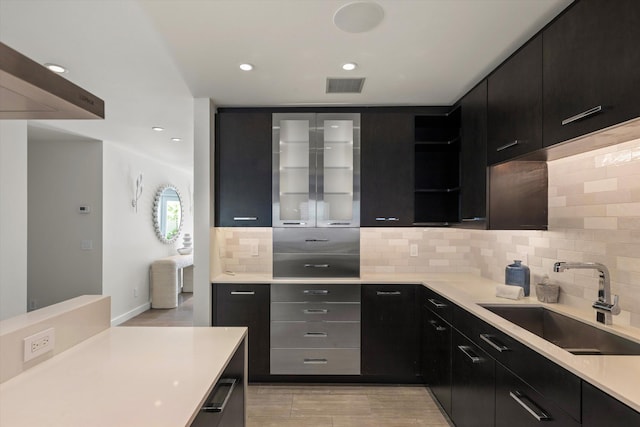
[213,272,640,411]
[0,326,247,427]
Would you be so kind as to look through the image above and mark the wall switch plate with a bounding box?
[250,242,259,257]
[410,244,418,257]
[81,240,93,250]
[23,328,55,362]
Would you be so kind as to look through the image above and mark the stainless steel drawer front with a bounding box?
[271,302,360,321]
[273,253,360,278]
[270,349,360,375]
[271,283,361,302]
[271,321,360,348]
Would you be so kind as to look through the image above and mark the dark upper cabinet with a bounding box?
[361,284,419,380]
[582,381,640,427]
[487,34,543,165]
[215,110,272,227]
[543,0,640,148]
[360,112,414,226]
[213,283,270,381]
[459,80,488,225]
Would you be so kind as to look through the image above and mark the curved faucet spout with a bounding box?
[553,261,618,325]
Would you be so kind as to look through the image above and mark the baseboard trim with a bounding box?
[111,302,151,326]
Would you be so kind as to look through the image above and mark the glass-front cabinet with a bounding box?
[272,112,360,228]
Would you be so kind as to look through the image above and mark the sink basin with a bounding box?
[480,305,640,355]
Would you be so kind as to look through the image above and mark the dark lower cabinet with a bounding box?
[214,284,270,381]
[451,330,495,427]
[543,0,640,147]
[421,305,452,414]
[495,363,579,427]
[361,284,418,381]
[582,381,640,427]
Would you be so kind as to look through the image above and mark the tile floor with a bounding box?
[120,294,452,426]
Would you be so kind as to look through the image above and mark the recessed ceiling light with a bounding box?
[334,2,385,33]
[342,62,358,71]
[171,137,182,142]
[239,63,254,71]
[44,63,67,73]
[152,127,164,132]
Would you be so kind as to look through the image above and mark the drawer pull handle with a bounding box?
[376,291,402,296]
[375,217,386,221]
[428,298,447,308]
[303,309,328,314]
[201,378,237,413]
[304,264,330,268]
[429,320,447,332]
[305,238,329,242]
[303,358,328,364]
[304,332,328,338]
[457,345,483,364]
[232,216,257,221]
[230,291,255,295]
[283,222,306,225]
[480,334,511,352]
[462,217,486,222]
[375,217,400,221]
[496,140,522,152]
[509,390,552,421]
[303,289,329,295]
[561,105,602,126]
[328,222,350,225]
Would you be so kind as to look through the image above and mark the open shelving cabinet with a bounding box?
[413,108,461,225]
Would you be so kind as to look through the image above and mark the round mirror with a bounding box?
[153,185,183,244]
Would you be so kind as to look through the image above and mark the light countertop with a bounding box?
[0,326,247,427]
[213,272,640,411]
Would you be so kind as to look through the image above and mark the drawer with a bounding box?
[271,321,360,348]
[271,302,360,321]
[273,227,360,254]
[270,348,360,375]
[273,253,360,278]
[271,283,361,302]
[422,286,454,324]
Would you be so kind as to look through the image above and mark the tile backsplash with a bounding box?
[212,137,640,328]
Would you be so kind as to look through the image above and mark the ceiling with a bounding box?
[0,0,573,170]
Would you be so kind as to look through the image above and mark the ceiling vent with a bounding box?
[326,77,365,94]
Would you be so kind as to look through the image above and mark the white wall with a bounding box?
[0,122,28,320]
[28,138,103,310]
[103,142,193,325]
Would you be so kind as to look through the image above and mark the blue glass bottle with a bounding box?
[505,260,530,296]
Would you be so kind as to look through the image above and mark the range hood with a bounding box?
[0,42,104,120]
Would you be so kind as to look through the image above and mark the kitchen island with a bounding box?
[0,326,247,427]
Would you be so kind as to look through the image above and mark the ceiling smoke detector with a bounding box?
[333,2,384,33]
[326,77,365,94]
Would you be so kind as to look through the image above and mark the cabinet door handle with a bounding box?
[305,238,329,242]
[303,358,328,364]
[509,391,552,421]
[561,105,602,126]
[375,217,387,221]
[428,298,447,308]
[201,378,237,413]
[328,222,350,225]
[387,217,399,221]
[457,345,483,364]
[304,332,328,338]
[304,264,330,268]
[303,289,329,295]
[429,320,447,332]
[230,291,255,295]
[232,216,257,221]
[283,221,306,225]
[376,291,402,296]
[496,140,521,152]
[303,309,328,314]
[462,217,486,222]
[480,333,511,352]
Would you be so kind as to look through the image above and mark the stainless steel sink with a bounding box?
[480,305,640,355]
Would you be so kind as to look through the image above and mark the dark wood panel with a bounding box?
[583,381,640,427]
[421,306,452,415]
[360,112,414,226]
[215,111,272,227]
[543,0,640,147]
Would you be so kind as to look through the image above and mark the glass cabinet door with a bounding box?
[317,113,360,227]
[272,113,316,227]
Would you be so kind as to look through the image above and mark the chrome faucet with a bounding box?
[553,262,620,325]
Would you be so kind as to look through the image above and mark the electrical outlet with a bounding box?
[23,328,55,362]
[29,299,37,310]
[410,244,418,257]
[133,287,138,298]
[250,243,259,257]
